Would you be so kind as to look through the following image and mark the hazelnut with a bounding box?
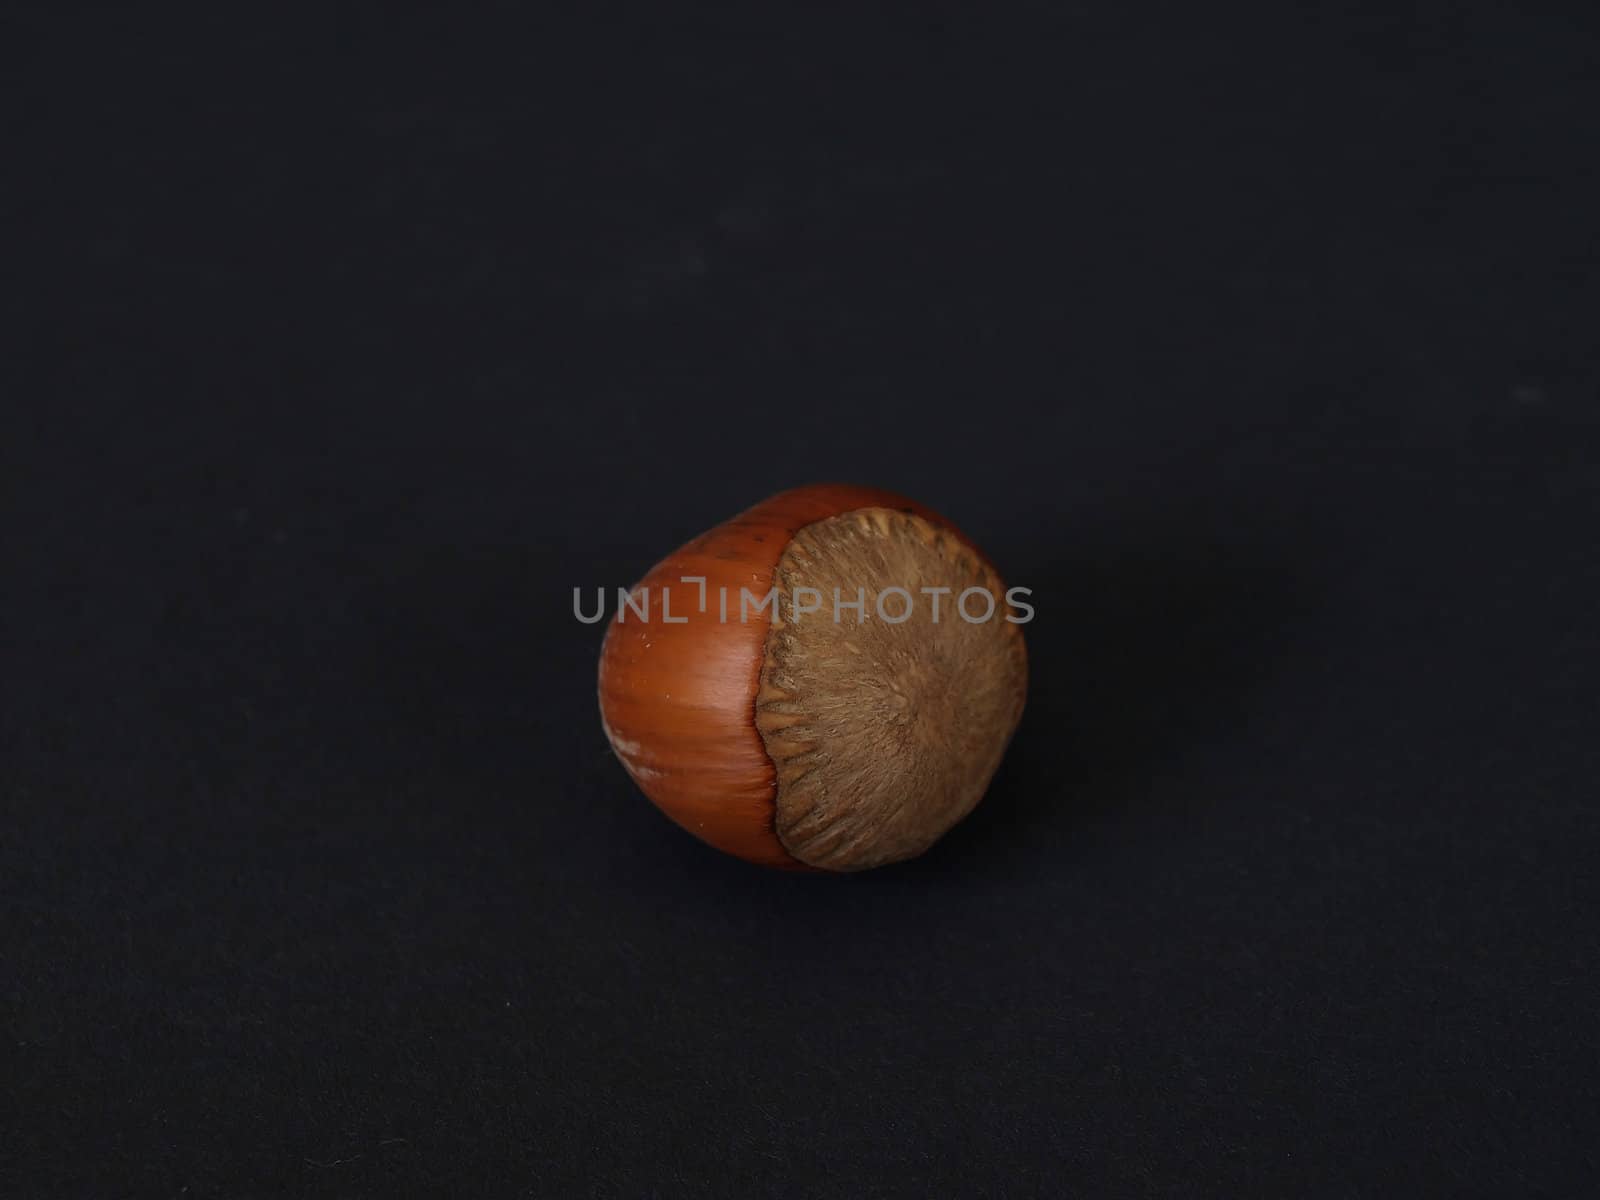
[597,484,1027,871]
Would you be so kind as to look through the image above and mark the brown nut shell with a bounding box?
[597,484,1026,871]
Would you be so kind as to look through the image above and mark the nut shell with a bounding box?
[597,484,1023,870]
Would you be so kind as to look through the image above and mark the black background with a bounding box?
[6,5,1599,1196]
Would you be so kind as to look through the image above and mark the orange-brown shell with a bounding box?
[596,484,962,868]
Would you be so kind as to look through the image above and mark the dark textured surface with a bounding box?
[5,6,1599,1196]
